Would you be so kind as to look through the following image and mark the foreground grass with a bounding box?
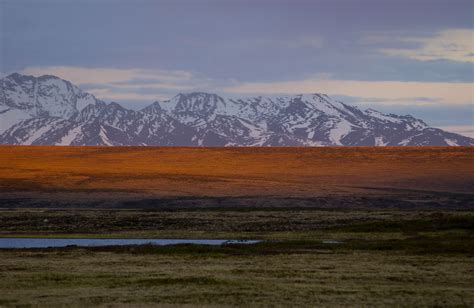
[0,210,473,306]
[1,243,473,306]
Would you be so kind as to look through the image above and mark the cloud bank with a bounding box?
[222,78,473,106]
[18,66,473,108]
[19,66,217,101]
[380,29,474,63]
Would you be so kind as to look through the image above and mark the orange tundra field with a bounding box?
[0,146,472,209]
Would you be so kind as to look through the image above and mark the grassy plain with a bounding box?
[0,146,473,199]
[0,146,473,306]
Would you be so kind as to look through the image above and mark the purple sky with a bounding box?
[1,0,473,135]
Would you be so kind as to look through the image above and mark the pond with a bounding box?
[0,238,261,249]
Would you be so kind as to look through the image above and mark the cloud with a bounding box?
[19,66,216,101]
[338,96,444,106]
[17,65,473,108]
[222,78,473,106]
[85,88,170,101]
[379,29,474,63]
[20,66,195,85]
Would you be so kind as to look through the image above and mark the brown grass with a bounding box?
[0,146,472,199]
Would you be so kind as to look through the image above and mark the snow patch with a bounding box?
[99,126,113,146]
[57,125,83,146]
[329,120,352,145]
[365,109,402,124]
[238,118,264,138]
[76,94,97,111]
[302,94,340,117]
[444,138,459,146]
[374,136,387,146]
[0,109,33,134]
[23,123,53,145]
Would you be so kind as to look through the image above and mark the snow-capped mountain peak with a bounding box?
[0,73,100,134]
[1,73,472,146]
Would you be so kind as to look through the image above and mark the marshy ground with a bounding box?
[0,146,473,306]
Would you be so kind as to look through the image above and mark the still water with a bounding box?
[0,238,260,249]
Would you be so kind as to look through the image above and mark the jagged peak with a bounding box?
[161,92,227,114]
[4,72,67,84]
[6,72,28,79]
[36,74,64,81]
[107,101,125,110]
[364,108,427,126]
[80,100,106,112]
[308,93,332,99]
[3,72,37,84]
[171,92,227,106]
[141,101,164,113]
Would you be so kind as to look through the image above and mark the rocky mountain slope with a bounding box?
[1,73,472,146]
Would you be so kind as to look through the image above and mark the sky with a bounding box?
[1,0,473,136]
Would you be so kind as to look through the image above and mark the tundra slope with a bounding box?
[1,73,472,146]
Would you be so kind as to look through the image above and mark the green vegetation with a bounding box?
[0,209,473,306]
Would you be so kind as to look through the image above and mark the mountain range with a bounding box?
[1,73,472,146]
